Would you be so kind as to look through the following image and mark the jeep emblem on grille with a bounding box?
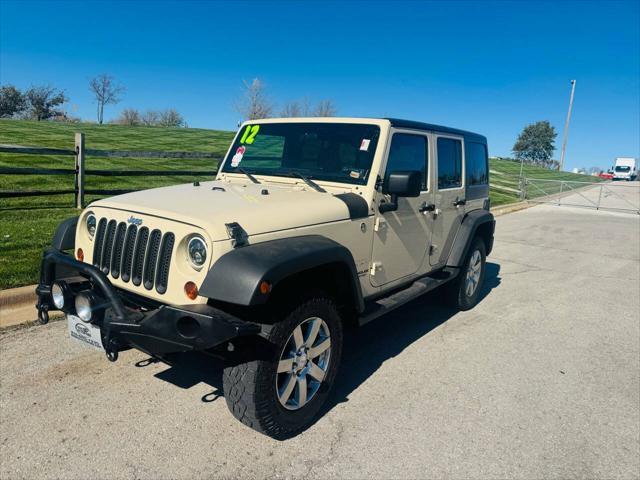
[127,216,143,226]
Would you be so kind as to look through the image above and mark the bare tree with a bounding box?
[24,85,67,121]
[280,101,302,117]
[314,99,336,117]
[236,78,273,120]
[89,74,124,124]
[141,110,160,126]
[158,108,186,127]
[280,97,313,117]
[114,108,141,125]
[300,98,311,116]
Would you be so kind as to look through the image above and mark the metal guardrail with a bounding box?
[0,134,221,208]
[524,178,640,214]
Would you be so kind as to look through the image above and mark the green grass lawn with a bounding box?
[0,119,599,289]
[1,120,233,289]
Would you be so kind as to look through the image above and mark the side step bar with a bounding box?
[358,268,459,326]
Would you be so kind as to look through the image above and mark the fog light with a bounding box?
[51,282,66,309]
[75,292,94,322]
[176,316,200,339]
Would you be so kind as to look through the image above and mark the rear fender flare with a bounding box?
[446,210,495,268]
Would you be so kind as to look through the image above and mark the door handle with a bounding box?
[419,202,436,213]
[453,198,466,207]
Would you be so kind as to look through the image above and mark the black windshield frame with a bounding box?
[221,122,381,186]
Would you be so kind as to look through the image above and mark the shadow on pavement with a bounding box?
[135,262,502,430]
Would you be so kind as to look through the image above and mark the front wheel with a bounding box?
[223,297,343,439]
[445,237,487,311]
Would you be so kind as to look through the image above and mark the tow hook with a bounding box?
[36,301,50,325]
[104,338,120,362]
[105,350,119,362]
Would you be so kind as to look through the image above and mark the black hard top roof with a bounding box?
[385,118,486,143]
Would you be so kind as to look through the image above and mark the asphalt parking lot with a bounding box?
[1,201,639,479]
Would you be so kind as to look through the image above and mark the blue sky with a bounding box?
[1,0,638,170]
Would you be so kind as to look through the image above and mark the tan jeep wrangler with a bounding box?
[37,117,494,439]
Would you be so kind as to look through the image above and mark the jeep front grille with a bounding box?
[92,218,175,294]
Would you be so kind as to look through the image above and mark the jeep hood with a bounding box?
[91,181,369,241]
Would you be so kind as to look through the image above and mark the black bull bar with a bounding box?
[36,248,260,360]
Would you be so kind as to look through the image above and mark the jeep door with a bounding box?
[370,130,433,287]
[429,134,466,267]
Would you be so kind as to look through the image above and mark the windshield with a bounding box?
[615,166,631,172]
[221,122,381,185]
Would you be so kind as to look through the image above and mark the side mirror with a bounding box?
[380,170,422,213]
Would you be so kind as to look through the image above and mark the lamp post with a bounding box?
[559,80,576,171]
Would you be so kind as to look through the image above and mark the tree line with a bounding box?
[235,78,337,120]
[0,85,68,121]
[0,75,336,127]
[0,74,186,127]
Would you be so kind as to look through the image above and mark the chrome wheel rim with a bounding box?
[465,250,482,297]
[276,317,331,410]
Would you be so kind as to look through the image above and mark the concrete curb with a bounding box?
[0,284,38,328]
[0,200,536,330]
[491,201,533,217]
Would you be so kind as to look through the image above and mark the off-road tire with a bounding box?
[445,236,487,311]
[223,297,343,439]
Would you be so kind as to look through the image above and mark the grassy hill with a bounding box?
[0,119,598,288]
[488,157,600,205]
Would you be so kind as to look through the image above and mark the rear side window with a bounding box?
[386,133,428,189]
[466,142,488,186]
[437,137,462,189]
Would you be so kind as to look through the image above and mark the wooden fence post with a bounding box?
[75,133,85,209]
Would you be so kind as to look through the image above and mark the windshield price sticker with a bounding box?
[231,146,245,167]
[240,124,260,145]
[360,138,371,151]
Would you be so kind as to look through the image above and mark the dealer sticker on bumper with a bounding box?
[67,315,104,351]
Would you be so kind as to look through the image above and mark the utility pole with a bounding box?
[559,79,576,171]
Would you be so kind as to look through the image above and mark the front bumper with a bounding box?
[36,248,260,358]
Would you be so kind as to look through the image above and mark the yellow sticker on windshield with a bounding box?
[240,125,260,145]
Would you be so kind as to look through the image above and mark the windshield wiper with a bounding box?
[237,167,260,184]
[288,171,326,193]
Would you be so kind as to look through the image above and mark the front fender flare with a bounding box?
[200,235,364,312]
[52,216,79,250]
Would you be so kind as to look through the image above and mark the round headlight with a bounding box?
[75,293,93,322]
[51,282,65,309]
[86,214,97,238]
[188,237,208,268]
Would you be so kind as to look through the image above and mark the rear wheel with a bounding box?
[223,296,343,439]
[446,237,486,311]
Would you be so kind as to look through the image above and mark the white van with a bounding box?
[612,157,637,181]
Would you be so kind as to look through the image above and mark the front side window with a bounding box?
[437,137,463,189]
[221,122,381,185]
[466,142,488,186]
[385,133,428,189]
